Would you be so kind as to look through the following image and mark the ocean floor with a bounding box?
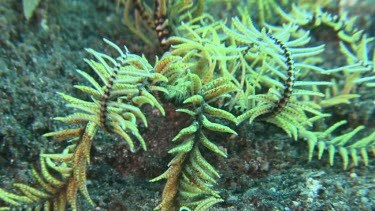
[0,0,375,210]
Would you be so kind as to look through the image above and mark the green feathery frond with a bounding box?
[317,80,361,108]
[302,120,375,170]
[0,39,167,210]
[276,3,364,43]
[0,140,78,211]
[151,74,236,211]
[56,38,167,151]
[223,17,329,139]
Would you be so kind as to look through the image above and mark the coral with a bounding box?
[0,1,374,210]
